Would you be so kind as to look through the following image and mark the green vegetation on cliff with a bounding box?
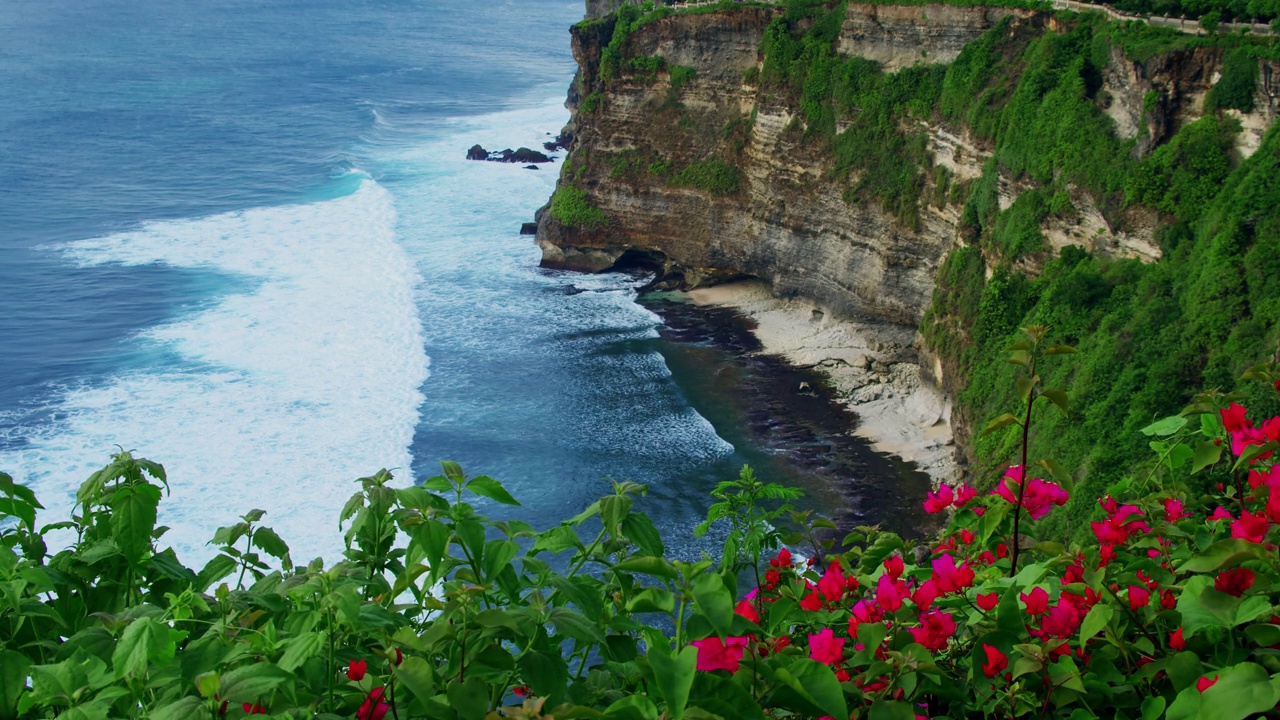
[550,184,608,229]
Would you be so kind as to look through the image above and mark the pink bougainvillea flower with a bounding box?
[1021,587,1049,616]
[808,628,846,665]
[995,469,1069,520]
[931,554,975,595]
[1222,403,1250,434]
[356,688,389,720]
[835,668,851,683]
[734,599,760,624]
[884,554,905,580]
[1164,498,1189,523]
[1268,491,1280,525]
[876,573,910,612]
[908,610,956,652]
[848,599,883,637]
[1197,675,1219,693]
[981,644,1008,678]
[954,483,978,507]
[691,636,749,673]
[1264,416,1280,443]
[1040,598,1085,639]
[1208,506,1235,522]
[243,704,267,716]
[1128,585,1151,611]
[347,659,367,682]
[1232,426,1271,459]
[913,579,940,611]
[960,528,975,544]
[1231,511,1270,543]
[800,592,823,612]
[817,560,847,603]
[1160,590,1177,610]
[1169,628,1186,651]
[1092,504,1150,545]
[1214,567,1256,597]
[976,592,999,611]
[923,484,955,513]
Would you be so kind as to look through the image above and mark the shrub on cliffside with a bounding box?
[550,184,608,229]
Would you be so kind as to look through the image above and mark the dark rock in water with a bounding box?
[509,147,552,164]
[520,222,538,235]
[468,145,553,164]
[543,141,559,152]
[466,144,488,161]
[523,164,540,170]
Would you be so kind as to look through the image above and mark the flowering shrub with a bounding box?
[1,329,1279,719]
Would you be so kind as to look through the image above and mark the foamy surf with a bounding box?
[4,177,428,565]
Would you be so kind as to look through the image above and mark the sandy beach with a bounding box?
[684,281,958,486]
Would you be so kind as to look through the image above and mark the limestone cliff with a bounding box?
[535,2,1280,481]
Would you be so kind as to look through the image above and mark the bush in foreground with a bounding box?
[3,328,1280,719]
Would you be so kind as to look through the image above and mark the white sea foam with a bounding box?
[4,178,428,565]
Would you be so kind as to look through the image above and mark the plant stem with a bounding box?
[1010,384,1035,577]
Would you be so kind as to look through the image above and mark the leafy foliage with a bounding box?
[549,184,607,229]
[670,157,742,195]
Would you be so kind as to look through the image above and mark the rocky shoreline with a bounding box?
[682,281,959,487]
[643,290,941,540]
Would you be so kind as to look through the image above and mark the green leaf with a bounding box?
[982,413,1021,436]
[1079,604,1112,644]
[550,607,605,644]
[217,663,292,705]
[0,650,30,720]
[110,484,160,566]
[605,695,659,720]
[1192,440,1224,473]
[1036,457,1074,493]
[1177,538,1269,573]
[1140,696,1166,720]
[397,656,436,704]
[1044,344,1079,356]
[627,587,676,614]
[774,659,847,720]
[612,556,679,581]
[1233,441,1279,470]
[251,527,289,560]
[691,574,734,637]
[517,650,568,697]
[440,461,466,485]
[1200,663,1279,720]
[111,617,169,679]
[621,513,665,557]
[150,697,204,720]
[276,631,323,673]
[465,475,520,505]
[1142,415,1187,436]
[482,539,519,584]
[196,554,239,592]
[533,525,581,555]
[1245,623,1280,647]
[1040,388,1070,413]
[446,676,489,720]
[649,646,697,720]
[868,700,916,720]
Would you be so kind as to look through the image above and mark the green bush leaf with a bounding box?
[110,484,160,566]
[774,659,847,720]
[612,556,679,581]
[982,413,1021,436]
[621,513,665,557]
[466,475,520,505]
[1192,440,1224,473]
[217,663,292,705]
[550,607,605,644]
[446,676,490,720]
[1142,415,1187,436]
[691,574,734,637]
[869,699,916,720]
[648,646,697,720]
[0,651,30,720]
[1079,604,1112,644]
[1177,539,1269,573]
[276,632,323,673]
[251,526,289,560]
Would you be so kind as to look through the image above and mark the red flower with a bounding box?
[1208,506,1235,522]
[1161,590,1177,610]
[876,573,910,612]
[1197,675,1219,693]
[347,659,367,682]
[1128,585,1151,611]
[1214,567,1256,596]
[817,560,847,603]
[808,628,846,665]
[734,599,760,624]
[357,688,390,720]
[924,484,955,513]
[1040,600,1084,639]
[1231,511,1270,543]
[1164,498,1189,523]
[513,685,531,698]
[981,644,1008,678]
[1169,628,1186,651]
[243,704,267,715]
[1021,587,1049,616]
[913,579,940,611]
[835,668,850,683]
[884,555,905,580]
[1222,403,1250,433]
[954,483,978,507]
[931,553,975,595]
[690,636,749,673]
[976,592,999,611]
[908,610,956,652]
[994,468,1070,520]
[765,569,781,588]
[392,648,403,666]
[960,528,975,544]
[777,548,792,567]
[800,592,823,612]
[848,599,884,637]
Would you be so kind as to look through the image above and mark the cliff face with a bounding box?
[536,3,1280,480]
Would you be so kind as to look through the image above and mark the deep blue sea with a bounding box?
[0,0,914,564]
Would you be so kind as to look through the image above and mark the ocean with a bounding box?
[0,0,925,565]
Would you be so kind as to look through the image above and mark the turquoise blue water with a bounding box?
[0,0,918,564]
